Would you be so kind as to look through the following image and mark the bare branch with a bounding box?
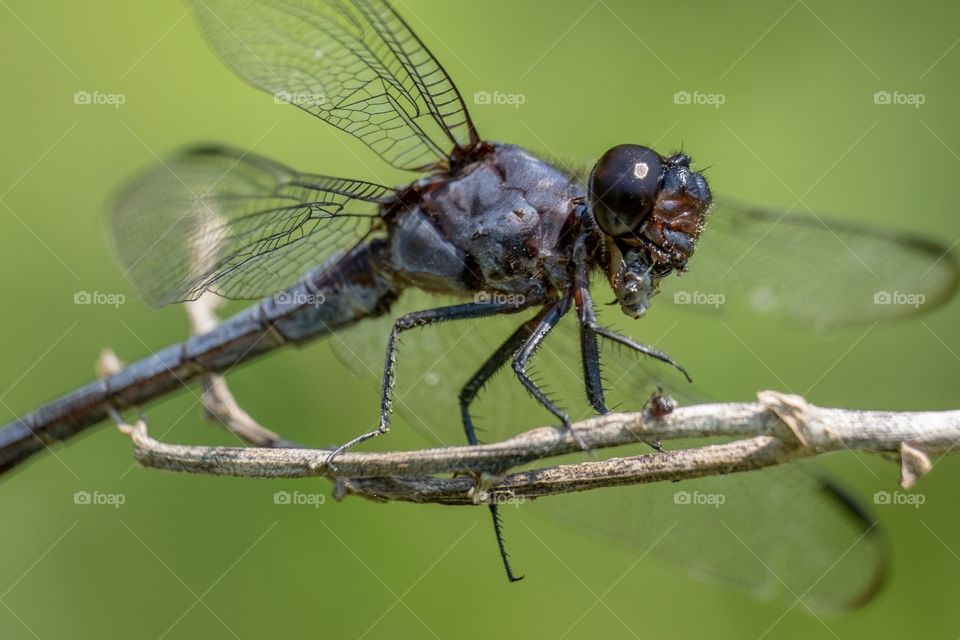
[116,392,960,505]
[106,293,959,507]
[186,297,300,448]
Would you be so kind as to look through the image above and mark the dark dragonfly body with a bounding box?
[2,0,957,604]
[0,135,709,582]
[0,140,710,475]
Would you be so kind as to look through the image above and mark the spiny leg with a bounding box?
[511,295,574,427]
[458,310,549,582]
[459,311,546,446]
[581,322,691,384]
[574,282,608,416]
[575,277,666,452]
[325,300,529,466]
[570,238,609,416]
[567,239,689,384]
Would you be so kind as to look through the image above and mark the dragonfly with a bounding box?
[2,0,957,609]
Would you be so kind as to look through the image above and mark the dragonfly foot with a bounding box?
[323,425,390,474]
[467,471,505,505]
[562,424,590,451]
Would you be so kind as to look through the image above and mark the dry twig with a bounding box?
[115,392,958,505]
[106,293,958,507]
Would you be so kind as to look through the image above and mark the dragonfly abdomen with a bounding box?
[0,240,398,475]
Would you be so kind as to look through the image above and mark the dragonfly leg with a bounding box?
[573,281,609,415]
[580,322,692,384]
[324,299,530,468]
[511,295,574,428]
[458,311,550,583]
[575,274,668,452]
[458,310,547,446]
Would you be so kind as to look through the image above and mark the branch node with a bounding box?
[96,347,124,377]
[899,441,933,489]
[758,390,823,447]
[113,410,151,446]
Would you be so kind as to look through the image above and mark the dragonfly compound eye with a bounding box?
[588,144,664,237]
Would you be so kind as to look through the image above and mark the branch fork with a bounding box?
[97,296,955,505]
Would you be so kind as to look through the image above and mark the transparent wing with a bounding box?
[663,200,960,328]
[109,145,389,307]
[328,285,680,446]
[329,287,886,609]
[330,289,538,447]
[545,311,887,610]
[535,458,887,611]
[191,0,480,171]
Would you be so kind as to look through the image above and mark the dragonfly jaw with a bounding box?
[608,247,661,319]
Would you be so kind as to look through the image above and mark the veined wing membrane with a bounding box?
[662,200,960,328]
[535,457,887,611]
[537,315,887,610]
[191,0,479,171]
[110,145,390,307]
[329,287,887,609]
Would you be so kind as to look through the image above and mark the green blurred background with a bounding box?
[1,0,959,637]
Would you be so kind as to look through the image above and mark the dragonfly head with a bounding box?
[588,144,712,318]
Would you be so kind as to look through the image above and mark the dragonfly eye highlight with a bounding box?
[589,144,664,237]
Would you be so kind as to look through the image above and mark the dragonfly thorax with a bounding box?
[384,143,587,302]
